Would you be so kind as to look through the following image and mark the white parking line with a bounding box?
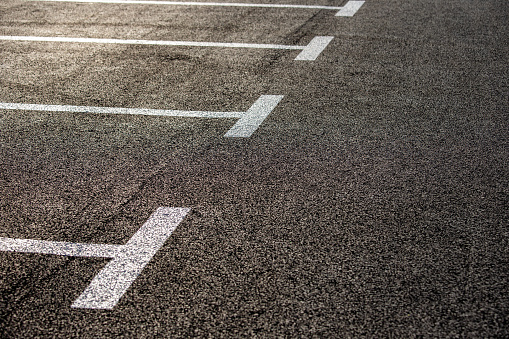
[0,207,190,309]
[0,102,243,119]
[0,95,284,137]
[0,35,333,60]
[0,238,121,258]
[224,95,283,137]
[28,0,365,17]
[336,1,364,16]
[294,36,334,61]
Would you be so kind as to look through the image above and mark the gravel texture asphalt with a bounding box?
[0,0,507,337]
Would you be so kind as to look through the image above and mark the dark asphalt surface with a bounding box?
[0,0,508,337]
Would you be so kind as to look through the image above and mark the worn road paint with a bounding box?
[0,36,332,60]
[30,0,366,18]
[336,1,364,16]
[0,95,282,137]
[0,207,190,309]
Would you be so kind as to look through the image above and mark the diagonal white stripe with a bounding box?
[71,207,190,309]
[0,208,191,309]
[336,0,365,16]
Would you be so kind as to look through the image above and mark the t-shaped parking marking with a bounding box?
[0,36,333,61]
[30,0,366,18]
[336,1,365,16]
[0,95,284,137]
[0,207,190,309]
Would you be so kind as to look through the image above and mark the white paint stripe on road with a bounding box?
[0,102,243,118]
[30,0,343,11]
[294,36,334,61]
[0,36,332,60]
[0,207,190,309]
[335,0,364,16]
[72,207,190,309]
[0,95,283,137]
[224,95,283,137]
[0,237,120,258]
[0,35,301,50]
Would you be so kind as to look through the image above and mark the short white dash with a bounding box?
[294,36,334,61]
[336,0,365,16]
[224,95,283,137]
[0,238,120,258]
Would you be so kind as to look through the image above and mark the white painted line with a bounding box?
[294,36,334,61]
[224,95,283,137]
[72,207,190,309]
[30,0,343,11]
[0,95,283,137]
[0,207,190,309]
[0,35,301,50]
[29,0,366,17]
[0,238,120,258]
[335,0,364,16]
[0,36,332,60]
[0,102,243,119]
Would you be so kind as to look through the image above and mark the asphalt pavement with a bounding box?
[0,0,508,337]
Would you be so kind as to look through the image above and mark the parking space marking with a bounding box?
[0,36,333,60]
[29,0,365,17]
[294,36,335,61]
[0,238,121,258]
[0,102,243,119]
[224,95,283,137]
[0,207,190,309]
[0,95,283,137]
[335,1,364,16]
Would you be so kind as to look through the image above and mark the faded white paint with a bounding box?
[0,102,243,119]
[29,0,366,18]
